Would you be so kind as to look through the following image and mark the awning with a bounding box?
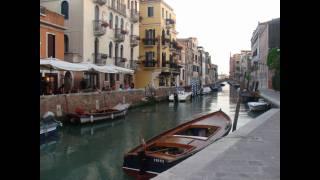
[40,58,89,71]
[106,64,134,74]
[80,63,118,73]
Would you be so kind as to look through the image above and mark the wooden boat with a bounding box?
[40,112,62,141]
[122,110,232,178]
[66,103,130,124]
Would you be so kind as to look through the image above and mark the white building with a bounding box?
[40,0,140,90]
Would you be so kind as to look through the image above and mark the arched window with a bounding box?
[115,16,119,29]
[120,18,124,30]
[120,45,124,58]
[135,1,137,12]
[115,43,119,58]
[112,0,115,8]
[95,6,99,20]
[117,0,120,9]
[131,1,134,11]
[64,35,69,53]
[109,42,113,58]
[109,13,113,28]
[128,0,130,9]
[61,1,69,19]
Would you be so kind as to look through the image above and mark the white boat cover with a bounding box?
[80,62,118,73]
[106,64,134,74]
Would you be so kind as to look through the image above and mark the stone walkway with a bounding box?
[153,90,280,180]
[259,89,280,107]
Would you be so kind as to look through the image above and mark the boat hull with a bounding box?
[248,102,269,111]
[123,110,232,177]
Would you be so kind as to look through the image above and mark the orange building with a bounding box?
[40,6,67,95]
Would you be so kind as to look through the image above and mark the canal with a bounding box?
[40,84,264,180]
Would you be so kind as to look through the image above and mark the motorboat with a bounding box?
[169,91,192,102]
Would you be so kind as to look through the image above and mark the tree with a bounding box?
[267,48,280,91]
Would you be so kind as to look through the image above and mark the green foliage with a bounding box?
[267,48,280,71]
[272,71,280,91]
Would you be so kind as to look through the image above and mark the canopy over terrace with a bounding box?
[40,58,133,74]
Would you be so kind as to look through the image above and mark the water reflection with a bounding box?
[40,83,265,180]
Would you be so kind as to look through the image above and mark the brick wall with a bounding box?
[40,87,176,117]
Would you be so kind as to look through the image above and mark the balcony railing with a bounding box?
[92,53,108,65]
[162,37,170,47]
[166,18,175,29]
[110,3,126,17]
[143,38,156,46]
[115,28,125,42]
[93,0,107,5]
[93,20,107,36]
[129,60,138,70]
[130,35,139,47]
[144,60,157,67]
[130,10,139,22]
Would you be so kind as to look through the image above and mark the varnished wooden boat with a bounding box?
[66,103,130,124]
[122,110,232,178]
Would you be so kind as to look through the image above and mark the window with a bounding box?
[47,34,55,58]
[166,11,168,19]
[148,7,154,17]
[109,13,113,28]
[135,1,137,12]
[61,1,69,19]
[109,42,113,58]
[115,16,119,29]
[169,13,171,19]
[162,8,164,18]
[120,18,124,30]
[130,47,133,61]
[64,35,69,53]
[128,0,130,9]
[120,45,124,58]
[116,74,120,81]
[95,6,99,20]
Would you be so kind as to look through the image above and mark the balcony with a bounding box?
[130,35,139,47]
[166,18,175,29]
[162,37,170,47]
[93,0,106,5]
[143,38,156,46]
[130,10,139,23]
[93,20,107,36]
[92,53,108,65]
[110,3,126,17]
[115,28,125,42]
[129,60,138,70]
[143,59,157,67]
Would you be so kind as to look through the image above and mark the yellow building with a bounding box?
[135,0,182,88]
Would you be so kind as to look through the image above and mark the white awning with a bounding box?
[40,58,89,71]
[106,64,134,74]
[80,63,118,73]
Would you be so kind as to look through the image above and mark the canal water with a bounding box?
[40,84,264,180]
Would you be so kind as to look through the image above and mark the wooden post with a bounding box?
[232,88,241,132]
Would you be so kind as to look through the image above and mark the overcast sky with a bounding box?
[165,0,280,75]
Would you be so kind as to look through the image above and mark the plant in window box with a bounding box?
[135,36,140,40]
[101,21,109,27]
[121,58,127,62]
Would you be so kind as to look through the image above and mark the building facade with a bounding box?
[250,18,280,89]
[40,5,67,94]
[135,0,182,88]
[41,0,140,90]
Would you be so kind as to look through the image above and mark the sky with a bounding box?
[165,0,280,75]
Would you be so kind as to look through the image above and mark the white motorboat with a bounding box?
[169,91,192,102]
[201,87,212,95]
[247,100,270,111]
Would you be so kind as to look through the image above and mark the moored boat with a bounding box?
[201,87,212,95]
[169,91,192,102]
[40,112,63,141]
[122,110,232,178]
[66,103,130,124]
[247,100,270,111]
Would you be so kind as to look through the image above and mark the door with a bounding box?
[47,34,55,58]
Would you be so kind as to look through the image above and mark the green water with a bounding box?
[40,84,263,180]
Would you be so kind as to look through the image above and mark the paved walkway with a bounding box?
[153,90,280,180]
[259,89,280,107]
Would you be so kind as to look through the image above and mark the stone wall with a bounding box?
[40,87,176,117]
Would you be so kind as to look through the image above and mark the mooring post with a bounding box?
[232,88,241,132]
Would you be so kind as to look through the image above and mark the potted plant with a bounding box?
[101,21,109,27]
